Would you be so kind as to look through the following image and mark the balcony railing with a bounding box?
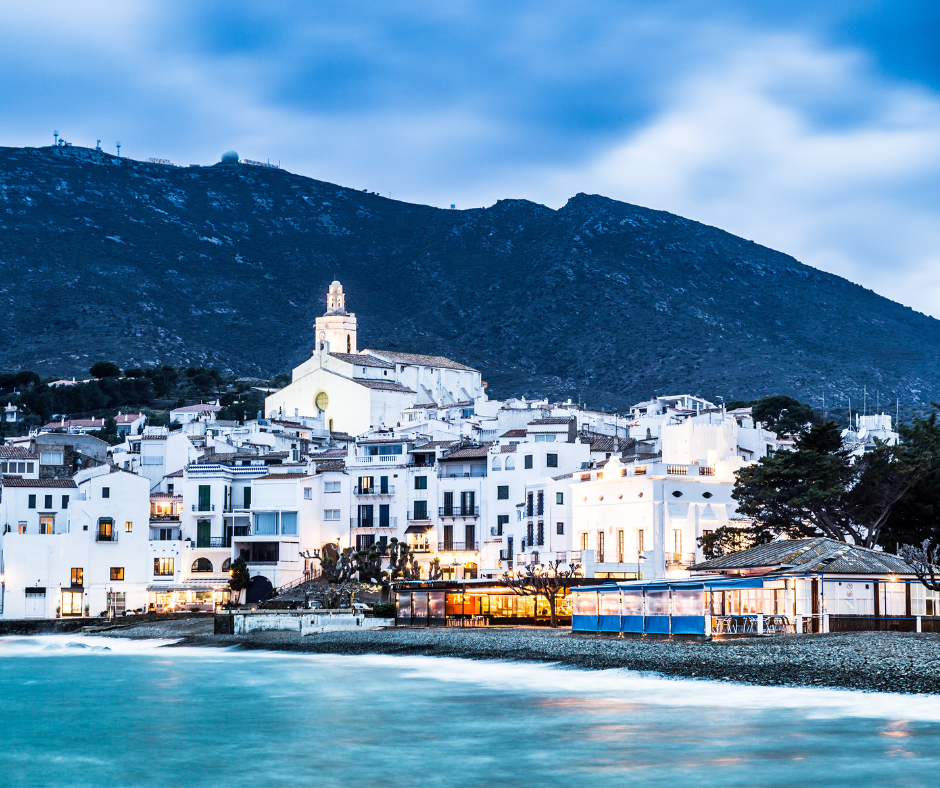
[192,504,216,512]
[96,530,119,543]
[150,526,181,541]
[149,514,180,523]
[407,511,431,522]
[438,541,478,552]
[409,541,432,553]
[223,507,251,515]
[350,517,398,529]
[438,506,480,518]
[667,465,688,475]
[354,485,395,496]
[438,470,487,479]
[350,455,404,464]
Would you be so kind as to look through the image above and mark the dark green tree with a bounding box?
[387,538,420,581]
[697,525,756,557]
[229,556,251,602]
[751,395,821,435]
[733,422,930,548]
[90,361,121,378]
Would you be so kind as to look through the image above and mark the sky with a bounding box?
[2,1,940,316]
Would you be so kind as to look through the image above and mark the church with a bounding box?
[265,281,485,436]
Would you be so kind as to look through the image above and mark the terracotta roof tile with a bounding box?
[328,352,395,369]
[352,378,416,393]
[364,349,478,372]
[0,446,38,459]
[1,477,77,488]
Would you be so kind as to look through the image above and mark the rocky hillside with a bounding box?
[1,144,938,413]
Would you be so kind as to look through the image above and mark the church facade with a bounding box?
[265,281,485,436]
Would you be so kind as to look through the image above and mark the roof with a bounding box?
[358,438,409,445]
[528,418,573,426]
[692,538,915,576]
[552,472,574,481]
[500,429,527,438]
[254,473,313,482]
[150,492,182,500]
[171,404,222,413]
[310,448,348,458]
[581,435,623,453]
[315,460,346,473]
[499,444,518,453]
[328,352,394,369]
[114,413,144,423]
[164,469,184,478]
[352,378,416,393]
[1,477,77,488]
[364,349,478,372]
[441,444,491,460]
[42,418,104,429]
[410,441,455,451]
[0,446,38,459]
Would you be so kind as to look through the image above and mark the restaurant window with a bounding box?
[556,492,563,505]
[497,514,509,536]
[414,476,427,490]
[110,567,124,581]
[546,453,558,468]
[557,522,564,535]
[40,516,54,535]
[154,558,175,576]
[44,494,53,509]
[524,455,533,469]
[497,485,509,500]
[71,567,83,586]
[62,591,83,616]
[102,487,110,499]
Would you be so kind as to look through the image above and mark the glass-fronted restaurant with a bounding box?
[395,581,577,626]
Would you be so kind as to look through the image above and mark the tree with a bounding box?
[427,557,443,581]
[502,559,581,628]
[90,361,121,378]
[92,417,121,446]
[229,556,250,603]
[697,525,756,558]
[733,421,930,548]
[354,544,385,584]
[899,541,940,592]
[319,547,357,584]
[387,538,420,581]
[750,395,821,435]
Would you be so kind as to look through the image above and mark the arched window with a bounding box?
[221,558,231,573]
[191,558,213,573]
[505,456,515,470]
[492,457,501,471]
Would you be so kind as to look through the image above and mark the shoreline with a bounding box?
[93,618,940,695]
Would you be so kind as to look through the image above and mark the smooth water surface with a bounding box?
[1,635,938,787]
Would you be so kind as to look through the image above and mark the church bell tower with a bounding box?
[314,280,358,355]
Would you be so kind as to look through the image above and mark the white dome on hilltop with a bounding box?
[221,150,239,163]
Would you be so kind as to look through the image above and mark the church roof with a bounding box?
[352,378,416,393]
[363,350,478,372]
[329,353,394,369]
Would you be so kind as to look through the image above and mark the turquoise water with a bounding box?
[1,636,939,787]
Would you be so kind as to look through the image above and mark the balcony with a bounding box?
[223,507,251,515]
[354,485,395,496]
[96,529,119,543]
[409,541,432,553]
[150,526,181,541]
[350,517,398,530]
[666,552,697,568]
[407,511,432,522]
[438,470,487,479]
[192,504,216,512]
[439,506,479,518]
[350,454,404,465]
[150,514,180,523]
[438,541,478,552]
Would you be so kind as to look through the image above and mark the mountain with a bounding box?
[1,144,938,413]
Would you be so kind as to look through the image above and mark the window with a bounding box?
[671,490,683,498]
[505,456,515,470]
[537,522,545,546]
[557,522,564,535]
[102,487,110,499]
[167,483,174,496]
[497,485,509,500]
[618,530,624,563]
[40,451,63,465]
[673,530,682,554]
[255,512,278,535]
[154,558,175,576]
[497,514,509,536]
[71,567,83,586]
[304,487,312,500]
[581,532,589,550]
[324,509,341,520]
[28,494,36,509]
[125,521,133,532]
[527,522,534,545]
[526,492,534,517]
[414,475,427,490]
[222,558,231,573]
[537,491,544,516]
[44,495,53,509]
[97,518,114,541]
[40,516,54,535]
[281,512,298,535]
[413,500,428,520]
[597,530,605,563]
[534,434,556,442]
[191,558,213,573]
[18,521,26,534]
[324,481,341,493]
[524,455,533,469]
[556,492,563,505]
[198,485,210,511]
[492,457,501,471]
[637,530,645,553]
[379,504,390,528]
[62,495,69,509]
[546,453,558,468]
[110,567,124,581]
[243,488,251,509]
[702,491,713,499]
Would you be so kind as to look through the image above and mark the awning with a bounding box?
[405,524,433,534]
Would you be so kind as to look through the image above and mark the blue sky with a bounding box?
[3,1,940,316]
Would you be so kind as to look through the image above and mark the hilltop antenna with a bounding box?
[96,139,102,151]
[116,141,121,157]
[53,130,58,145]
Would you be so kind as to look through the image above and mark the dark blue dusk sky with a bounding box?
[3,1,939,315]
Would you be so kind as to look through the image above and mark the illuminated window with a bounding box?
[40,516,54,535]
[110,567,124,581]
[18,521,26,534]
[154,558,175,576]
[581,532,589,551]
[71,567,83,586]
[125,521,133,532]
[191,558,213,573]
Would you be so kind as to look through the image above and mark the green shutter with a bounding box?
[197,520,211,548]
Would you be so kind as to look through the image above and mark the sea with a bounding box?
[0,635,938,787]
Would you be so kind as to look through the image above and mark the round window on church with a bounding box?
[315,391,329,411]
